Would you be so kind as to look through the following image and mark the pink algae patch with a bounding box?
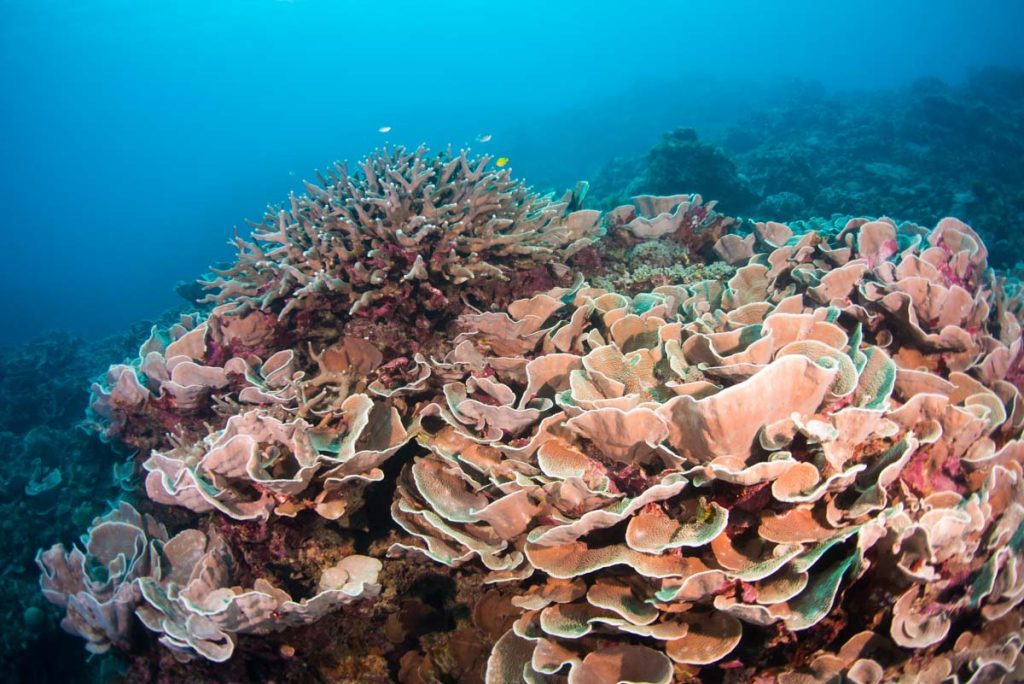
[899,447,965,497]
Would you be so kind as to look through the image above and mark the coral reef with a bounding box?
[598,128,759,215]
[592,67,1024,268]
[34,143,1024,682]
[0,326,156,681]
[580,194,739,295]
[38,501,381,663]
[202,145,599,327]
[393,214,1024,682]
[37,502,168,656]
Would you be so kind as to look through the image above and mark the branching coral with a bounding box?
[201,145,599,324]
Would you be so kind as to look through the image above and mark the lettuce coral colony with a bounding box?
[39,145,1024,682]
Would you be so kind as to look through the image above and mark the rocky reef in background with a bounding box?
[0,321,179,682]
[16,140,1024,683]
[591,67,1024,268]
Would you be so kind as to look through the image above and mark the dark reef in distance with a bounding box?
[591,67,1024,268]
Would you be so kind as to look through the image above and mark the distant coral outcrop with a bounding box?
[593,67,1024,268]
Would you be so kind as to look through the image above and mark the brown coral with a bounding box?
[202,145,599,325]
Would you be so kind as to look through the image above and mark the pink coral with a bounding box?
[53,161,1024,681]
[201,145,599,324]
[391,210,1024,682]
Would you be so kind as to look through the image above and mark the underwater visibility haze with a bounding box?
[2,1,1024,682]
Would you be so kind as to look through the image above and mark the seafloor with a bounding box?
[5,69,1024,684]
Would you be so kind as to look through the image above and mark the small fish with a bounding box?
[288,170,296,177]
[476,133,492,143]
[495,156,509,168]
[378,126,392,133]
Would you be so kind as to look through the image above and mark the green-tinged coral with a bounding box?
[38,157,1024,683]
[390,212,1024,682]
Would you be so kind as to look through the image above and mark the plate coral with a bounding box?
[36,145,1024,682]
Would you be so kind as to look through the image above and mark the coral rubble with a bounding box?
[37,145,1024,683]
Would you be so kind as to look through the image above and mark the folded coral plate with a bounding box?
[41,147,1024,683]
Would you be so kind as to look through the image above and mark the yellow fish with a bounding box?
[496,156,509,168]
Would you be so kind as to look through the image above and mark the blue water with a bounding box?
[1,0,1023,345]
[2,3,1024,682]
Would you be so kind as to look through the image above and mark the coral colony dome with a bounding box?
[37,145,1024,682]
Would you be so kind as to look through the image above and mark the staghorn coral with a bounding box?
[201,145,600,324]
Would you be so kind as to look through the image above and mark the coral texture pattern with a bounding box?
[203,145,598,323]
[41,149,1024,682]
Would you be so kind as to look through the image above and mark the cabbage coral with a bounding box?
[38,502,381,663]
[36,502,166,654]
[393,213,1024,682]
[52,152,1024,681]
[135,528,381,663]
